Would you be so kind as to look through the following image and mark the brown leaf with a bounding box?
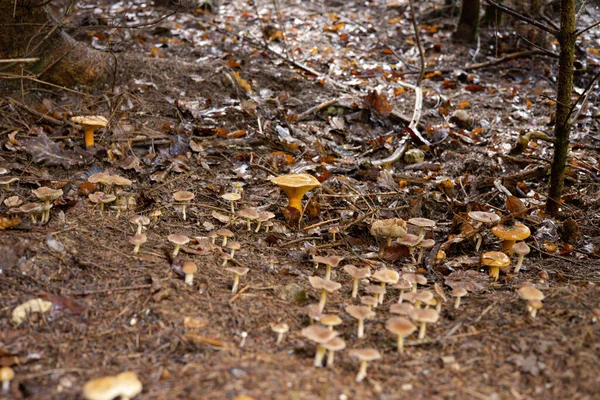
[39,291,87,315]
[506,195,526,218]
[363,90,392,116]
[0,216,21,230]
[183,332,233,349]
[22,133,90,169]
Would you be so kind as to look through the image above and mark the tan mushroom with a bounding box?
[386,316,416,353]
[372,269,399,304]
[313,255,344,280]
[416,239,435,265]
[238,207,259,231]
[182,261,197,285]
[512,242,530,273]
[82,375,121,400]
[129,215,150,235]
[168,234,190,257]
[397,234,422,264]
[0,177,18,189]
[348,348,381,382]
[300,325,339,367]
[32,187,63,223]
[226,267,249,294]
[173,191,195,220]
[468,211,501,251]
[391,278,412,303]
[410,308,439,339]
[343,264,371,298]
[365,285,386,306]
[309,276,341,312]
[323,337,346,367]
[221,192,241,214]
[407,217,436,239]
[130,234,147,254]
[320,314,343,331]
[360,296,378,310]
[116,371,142,400]
[389,302,415,316]
[71,115,108,148]
[370,218,407,246]
[345,305,375,339]
[216,228,233,246]
[269,173,321,215]
[89,192,116,214]
[0,366,14,392]
[271,322,290,345]
[517,286,545,318]
[451,287,468,309]
[227,241,241,258]
[255,212,275,232]
[19,203,42,224]
[481,251,511,281]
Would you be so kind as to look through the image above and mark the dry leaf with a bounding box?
[12,298,53,325]
[22,133,88,169]
[506,195,526,218]
[363,90,392,116]
[230,71,252,94]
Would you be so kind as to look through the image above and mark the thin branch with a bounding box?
[567,69,600,125]
[576,19,600,37]
[484,0,560,37]
[0,57,39,63]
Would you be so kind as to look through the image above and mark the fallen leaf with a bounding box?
[12,298,53,325]
[22,133,89,169]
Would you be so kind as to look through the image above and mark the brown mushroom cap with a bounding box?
[320,314,343,328]
[512,242,531,255]
[365,285,386,296]
[345,305,375,321]
[481,251,511,267]
[397,233,422,247]
[348,348,381,362]
[403,273,427,286]
[414,290,435,303]
[0,366,15,383]
[322,336,346,352]
[226,267,250,276]
[216,228,234,238]
[115,371,142,399]
[408,217,436,228]
[221,192,241,201]
[238,208,259,220]
[168,234,190,246]
[517,286,544,301]
[309,276,341,292]
[468,211,501,224]
[89,192,116,204]
[313,255,344,268]
[370,218,407,239]
[257,212,275,222]
[392,278,412,291]
[343,264,371,279]
[173,191,195,202]
[0,177,19,186]
[360,296,379,308]
[386,316,417,337]
[372,269,400,284]
[82,376,121,400]
[410,308,439,324]
[19,203,42,214]
[227,241,241,251]
[88,172,112,186]
[129,234,147,246]
[451,287,468,297]
[182,261,198,275]
[300,325,338,344]
[270,322,289,334]
[111,175,132,188]
[417,239,436,249]
[389,302,415,316]
[0,168,8,175]
[491,222,531,241]
[32,187,63,201]
[129,215,150,226]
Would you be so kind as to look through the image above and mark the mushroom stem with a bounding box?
[182,205,188,221]
[230,249,236,258]
[222,237,228,247]
[325,265,332,281]
[173,244,181,257]
[318,289,327,313]
[331,232,336,241]
[2,380,9,392]
[136,223,143,235]
[417,226,424,239]
[531,308,538,318]
[314,345,326,367]
[231,274,240,294]
[254,221,262,232]
[417,247,425,264]
[475,234,483,252]
[398,289,405,303]
[352,279,359,298]
[276,332,284,345]
[501,239,517,254]
[386,236,392,247]
[355,360,368,382]
[357,319,365,338]
[84,128,95,148]
[288,197,303,214]
[185,273,194,285]
[133,243,141,254]
[229,200,236,214]
[379,282,386,304]
[514,254,525,273]
[454,297,462,309]
[245,218,252,231]
[418,321,427,339]
[326,349,336,367]
[489,266,500,281]
[397,335,404,353]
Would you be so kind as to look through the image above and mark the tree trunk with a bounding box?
[0,0,113,89]
[546,0,576,216]
[454,0,480,43]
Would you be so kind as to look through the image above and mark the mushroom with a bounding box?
[221,192,241,214]
[370,218,407,246]
[410,308,439,339]
[130,234,147,254]
[517,286,545,318]
[413,290,435,309]
[416,239,435,265]
[403,273,427,293]
[168,234,190,257]
[512,242,530,273]
[71,115,108,148]
[238,207,259,231]
[266,255,278,270]
[208,231,218,244]
[433,283,447,313]
[468,211,501,251]
[481,251,511,281]
[345,305,375,339]
[392,278,412,303]
[343,264,371,298]
[19,203,42,224]
[3,196,21,207]
[360,296,378,310]
[115,372,142,400]
[226,267,249,294]
[255,212,275,232]
[32,187,63,223]
[0,177,18,189]
[451,287,468,309]
[365,285,386,306]
[323,337,346,367]
[328,225,340,242]
[88,192,116,213]
[309,276,341,312]
[88,172,113,191]
[313,255,344,280]
[320,314,343,331]
[300,325,339,367]
[0,168,7,175]
[372,269,399,304]
[407,217,436,239]
[305,303,323,324]
[129,215,150,235]
[83,375,121,400]
[348,348,381,383]
[386,316,417,353]
[216,228,233,246]
[227,241,241,258]
[182,261,197,285]
[269,173,321,214]
[396,234,422,264]
[270,322,290,345]
[0,366,14,392]
[389,302,415,316]
[491,221,531,254]
[173,191,195,220]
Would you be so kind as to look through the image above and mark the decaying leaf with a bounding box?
[22,133,89,169]
[12,298,53,325]
[0,216,21,230]
[183,332,233,349]
[230,71,252,94]
[363,90,392,116]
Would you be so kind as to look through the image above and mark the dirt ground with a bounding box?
[1,0,600,399]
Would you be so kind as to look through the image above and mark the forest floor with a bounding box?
[1,0,600,399]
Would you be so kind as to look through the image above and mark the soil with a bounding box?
[1,1,600,399]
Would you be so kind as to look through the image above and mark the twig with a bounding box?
[67,284,153,296]
[303,218,340,231]
[297,99,338,120]
[7,97,64,125]
[0,57,39,63]
[474,302,496,323]
[484,0,559,37]
[567,69,600,125]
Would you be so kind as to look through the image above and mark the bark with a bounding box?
[453,0,480,43]
[0,0,113,88]
[546,0,576,216]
